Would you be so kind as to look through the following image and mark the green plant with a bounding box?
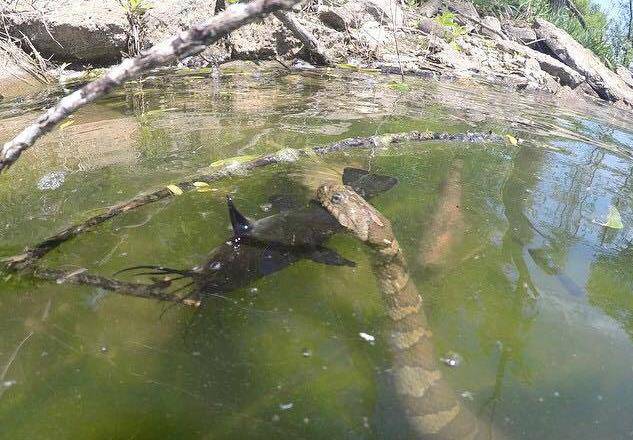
[126,0,152,15]
[471,0,618,66]
[434,11,468,41]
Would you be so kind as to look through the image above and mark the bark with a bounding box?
[0,0,304,174]
[1,130,502,270]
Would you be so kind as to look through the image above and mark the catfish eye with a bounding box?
[331,192,343,204]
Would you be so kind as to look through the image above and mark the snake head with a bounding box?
[316,184,388,244]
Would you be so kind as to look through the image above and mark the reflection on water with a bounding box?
[1,64,633,439]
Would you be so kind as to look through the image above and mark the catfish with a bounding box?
[117,168,397,300]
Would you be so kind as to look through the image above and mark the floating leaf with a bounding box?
[210,155,257,168]
[193,181,213,192]
[505,134,518,146]
[59,119,75,130]
[144,107,178,117]
[387,81,410,92]
[166,184,184,195]
[595,205,624,229]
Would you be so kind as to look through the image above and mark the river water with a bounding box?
[1,65,633,439]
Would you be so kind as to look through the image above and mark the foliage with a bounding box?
[434,11,468,41]
[125,0,152,15]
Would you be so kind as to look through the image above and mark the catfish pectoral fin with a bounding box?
[343,167,398,199]
[308,246,356,267]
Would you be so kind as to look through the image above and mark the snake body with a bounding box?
[317,184,493,440]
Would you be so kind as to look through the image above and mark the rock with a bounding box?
[228,16,298,60]
[480,15,505,39]
[361,0,403,27]
[444,0,480,22]
[534,18,633,105]
[143,0,217,47]
[319,0,402,30]
[319,7,349,32]
[502,21,537,45]
[2,0,128,64]
[496,38,583,88]
[616,65,633,89]
[420,0,442,17]
[418,17,450,38]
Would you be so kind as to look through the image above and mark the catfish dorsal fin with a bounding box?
[226,195,252,236]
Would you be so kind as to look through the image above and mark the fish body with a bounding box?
[118,168,397,299]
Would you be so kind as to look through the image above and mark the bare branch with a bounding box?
[28,265,200,306]
[0,0,303,174]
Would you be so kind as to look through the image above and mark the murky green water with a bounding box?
[2,64,633,439]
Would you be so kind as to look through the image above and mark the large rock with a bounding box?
[444,0,480,21]
[480,15,506,39]
[496,38,583,88]
[502,21,537,45]
[228,16,297,60]
[616,65,633,89]
[143,0,217,47]
[1,0,127,64]
[534,18,633,105]
[318,0,403,30]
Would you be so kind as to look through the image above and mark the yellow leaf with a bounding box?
[192,181,209,187]
[210,155,257,167]
[600,206,624,229]
[166,184,184,195]
[59,120,75,130]
[505,134,518,146]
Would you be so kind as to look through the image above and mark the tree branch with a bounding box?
[26,265,201,306]
[1,130,503,270]
[0,0,304,174]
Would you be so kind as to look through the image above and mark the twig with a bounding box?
[0,0,304,173]
[1,130,503,270]
[0,331,33,400]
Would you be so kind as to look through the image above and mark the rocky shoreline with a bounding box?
[2,0,633,110]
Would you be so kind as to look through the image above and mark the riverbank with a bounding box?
[2,0,633,110]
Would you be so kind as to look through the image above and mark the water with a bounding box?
[1,64,633,439]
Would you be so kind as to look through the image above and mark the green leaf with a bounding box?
[210,155,257,167]
[387,81,410,92]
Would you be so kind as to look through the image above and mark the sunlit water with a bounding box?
[1,64,633,439]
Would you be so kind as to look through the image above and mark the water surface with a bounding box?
[1,64,633,439]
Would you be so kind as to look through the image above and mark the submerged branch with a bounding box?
[1,130,502,270]
[26,266,200,306]
[0,0,303,174]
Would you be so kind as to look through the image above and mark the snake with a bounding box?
[317,183,501,440]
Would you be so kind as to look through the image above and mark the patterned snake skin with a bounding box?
[317,183,499,440]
